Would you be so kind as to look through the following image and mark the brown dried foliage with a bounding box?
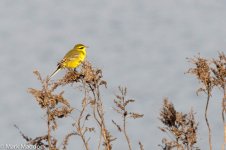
[187,52,226,149]
[159,99,199,150]
[16,61,143,150]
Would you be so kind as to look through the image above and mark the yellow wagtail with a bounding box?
[50,43,87,78]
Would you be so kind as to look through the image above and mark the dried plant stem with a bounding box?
[223,89,226,148]
[97,93,111,150]
[92,103,103,150]
[97,100,111,150]
[222,91,226,124]
[47,106,52,150]
[224,125,226,148]
[76,107,89,150]
[97,131,102,150]
[78,129,89,150]
[89,85,102,149]
[102,126,111,150]
[43,78,52,150]
[123,114,132,150]
[73,82,90,150]
[90,84,111,150]
[205,90,212,150]
[121,94,132,150]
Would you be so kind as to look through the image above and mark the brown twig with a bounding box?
[205,89,212,150]
[47,106,52,149]
[113,87,143,150]
[74,98,90,150]
[123,113,132,150]
[121,90,132,150]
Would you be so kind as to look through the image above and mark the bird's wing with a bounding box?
[64,48,80,60]
[60,49,80,64]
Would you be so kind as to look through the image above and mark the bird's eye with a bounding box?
[79,46,84,49]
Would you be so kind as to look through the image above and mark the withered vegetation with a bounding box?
[159,99,199,150]
[112,87,144,150]
[187,52,226,150]
[159,52,226,150]
[15,52,226,150]
[16,61,143,150]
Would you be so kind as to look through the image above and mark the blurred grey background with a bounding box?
[1,0,226,149]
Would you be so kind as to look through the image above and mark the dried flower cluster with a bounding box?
[159,99,199,150]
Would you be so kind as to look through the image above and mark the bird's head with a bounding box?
[74,43,88,51]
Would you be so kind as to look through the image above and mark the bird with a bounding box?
[49,43,87,78]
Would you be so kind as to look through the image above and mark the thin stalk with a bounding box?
[47,106,52,150]
[123,115,132,150]
[121,94,132,150]
[97,131,102,150]
[77,104,89,150]
[89,84,111,150]
[221,85,226,124]
[95,87,111,150]
[88,84,102,150]
[223,86,226,147]
[205,89,212,150]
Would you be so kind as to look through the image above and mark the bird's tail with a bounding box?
[49,66,61,79]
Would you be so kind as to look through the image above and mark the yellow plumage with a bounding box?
[50,43,87,78]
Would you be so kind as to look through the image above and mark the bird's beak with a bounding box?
[86,46,89,48]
